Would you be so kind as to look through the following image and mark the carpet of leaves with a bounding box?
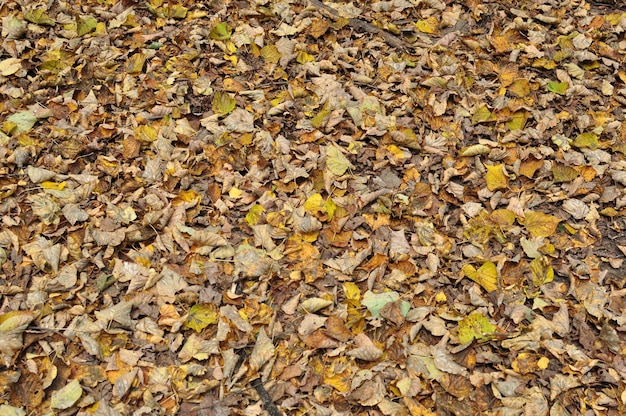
[1,0,626,415]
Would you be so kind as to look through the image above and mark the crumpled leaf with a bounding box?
[249,327,275,371]
[347,333,383,361]
[0,311,34,366]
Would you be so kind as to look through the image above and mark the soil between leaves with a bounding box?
[1,0,626,415]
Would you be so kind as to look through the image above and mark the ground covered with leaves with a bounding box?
[1,0,626,414]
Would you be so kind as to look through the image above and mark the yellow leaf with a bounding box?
[462,261,498,292]
[343,282,361,303]
[41,181,66,190]
[485,164,508,191]
[304,193,325,215]
[508,79,530,97]
[260,45,281,64]
[460,144,490,156]
[415,18,437,34]
[228,187,242,199]
[177,189,200,203]
[537,356,550,369]
[296,51,315,64]
[519,158,544,178]
[212,91,236,115]
[134,125,158,143]
[458,312,496,344]
[184,304,218,333]
[530,256,554,287]
[573,132,598,149]
[522,211,561,238]
[245,204,265,226]
[490,209,515,228]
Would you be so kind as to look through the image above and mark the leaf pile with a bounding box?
[1,0,626,415]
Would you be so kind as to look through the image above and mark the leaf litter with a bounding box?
[0,0,626,414]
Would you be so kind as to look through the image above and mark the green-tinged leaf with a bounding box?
[326,145,355,176]
[209,22,232,40]
[552,164,578,183]
[25,9,55,26]
[185,304,218,333]
[573,132,598,149]
[311,102,332,128]
[77,16,97,36]
[458,313,496,344]
[50,379,83,409]
[507,110,528,130]
[547,81,568,95]
[462,261,498,292]
[212,91,236,115]
[472,105,496,124]
[246,204,265,226]
[324,197,337,220]
[5,111,37,135]
[362,290,400,318]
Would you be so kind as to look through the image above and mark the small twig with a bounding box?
[306,0,412,51]
[250,378,282,416]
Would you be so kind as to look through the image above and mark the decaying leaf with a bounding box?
[1,0,624,414]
